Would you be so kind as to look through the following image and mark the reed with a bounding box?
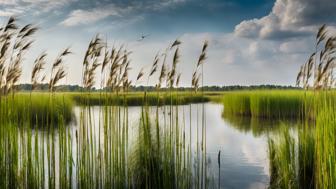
[268,126,298,188]
[268,92,335,189]
[70,92,209,106]
[222,90,311,119]
[268,24,336,189]
[0,15,211,188]
[0,93,73,125]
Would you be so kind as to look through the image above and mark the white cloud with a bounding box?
[61,6,122,26]
[0,0,17,5]
[150,0,187,10]
[279,39,312,54]
[235,0,336,40]
[0,0,75,17]
[60,0,186,27]
[0,8,23,16]
[23,0,75,11]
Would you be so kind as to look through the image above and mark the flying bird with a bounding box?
[137,34,150,41]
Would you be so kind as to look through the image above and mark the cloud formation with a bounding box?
[234,0,336,39]
[0,0,75,17]
[0,0,331,86]
[60,0,186,27]
[60,5,122,26]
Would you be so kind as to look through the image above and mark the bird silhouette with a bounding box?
[137,34,150,41]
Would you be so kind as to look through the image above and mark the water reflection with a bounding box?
[75,103,286,189]
[204,104,269,189]
[222,113,298,137]
[70,103,276,188]
[2,103,299,188]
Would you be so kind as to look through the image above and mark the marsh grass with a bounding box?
[268,92,336,189]
[222,90,314,119]
[0,93,73,125]
[0,19,210,189]
[71,92,209,106]
[268,126,298,188]
[268,25,336,189]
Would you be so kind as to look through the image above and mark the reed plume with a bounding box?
[105,45,131,91]
[0,17,38,94]
[168,46,180,88]
[31,52,47,90]
[157,53,167,89]
[171,39,181,49]
[49,66,66,92]
[82,35,103,90]
[304,53,315,89]
[296,25,335,90]
[136,68,145,82]
[101,46,110,73]
[197,40,208,67]
[121,59,131,91]
[49,48,71,92]
[149,53,159,78]
[192,40,209,91]
[316,24,327,46]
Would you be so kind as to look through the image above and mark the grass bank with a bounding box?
[69,91,210,106]
[268,91,336,188]
[0,91,212,126]
[0,93,73,125]
[222,90,314,119]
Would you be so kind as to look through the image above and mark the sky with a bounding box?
[0,0,335,87]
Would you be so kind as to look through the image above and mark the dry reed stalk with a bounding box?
[49,48,71,92]
[191,40,209,92]
[168,45,180,88]
[82,35,103,90]
[297,25,336,90]
[31,52,47,90]
[0,17,38,94]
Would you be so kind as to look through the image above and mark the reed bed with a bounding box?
[222,90,310,119]
[268,25,336,189]
[0,93,73,125]
[70,92,209,106]
[268,92,336,189]
[0,17,210,188]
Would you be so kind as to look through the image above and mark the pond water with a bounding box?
[71,103,276,189]
[3,102,293,189]
[204,104,269,189]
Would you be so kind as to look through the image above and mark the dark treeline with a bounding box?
[15,83,300,92]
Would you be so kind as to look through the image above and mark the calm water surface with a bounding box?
[30,103,287,189]
[72,103,274,189]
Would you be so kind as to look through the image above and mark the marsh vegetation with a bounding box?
[0,16,335,189]
[0,17,212,188]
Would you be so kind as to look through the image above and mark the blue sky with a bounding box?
[0,0,335,86]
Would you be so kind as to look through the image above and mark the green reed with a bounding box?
[0,19,209,187]
[268,91,336,189]
[222,90,314,119]
[0,93,73,125]
[70,92,209,106]
[268,25,336,189]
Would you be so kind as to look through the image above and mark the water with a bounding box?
[71,103,272,188]
[4,102,292,188]
[205,104,269,189]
